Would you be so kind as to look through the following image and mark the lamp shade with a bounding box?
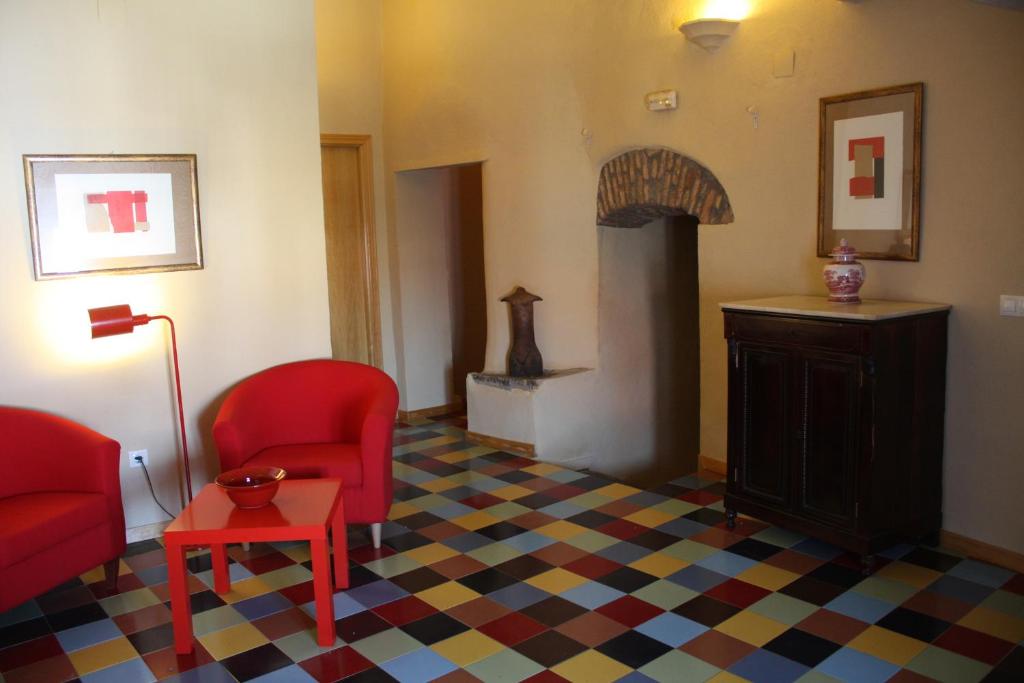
[88,304,146,338]
[85,303,191,501]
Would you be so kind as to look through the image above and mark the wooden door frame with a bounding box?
[321,133,382,368]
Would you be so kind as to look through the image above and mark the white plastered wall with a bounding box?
[0,0,330,532]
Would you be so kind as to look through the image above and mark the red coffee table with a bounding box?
[164,478,349,654]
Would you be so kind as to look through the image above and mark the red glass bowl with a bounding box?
[215,466,286,509]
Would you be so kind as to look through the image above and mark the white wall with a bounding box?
[393,168,456,410]
[0,1,330,531]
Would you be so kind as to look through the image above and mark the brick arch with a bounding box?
[596,148,734,228]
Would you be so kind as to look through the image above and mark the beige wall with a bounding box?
[381,0,1024,552]
[382,1,601,373]
[314,0,398,376]
[0,1,330,531]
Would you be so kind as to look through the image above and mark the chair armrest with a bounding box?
[359,387,399,510]
[212,409,255,473]
[65,429,122,498]
[212,374,298,471]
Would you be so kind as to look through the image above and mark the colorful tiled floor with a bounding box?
[2,413,1023,682]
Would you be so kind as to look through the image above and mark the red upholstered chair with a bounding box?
[213,360,399,548]
[0,407,125,612]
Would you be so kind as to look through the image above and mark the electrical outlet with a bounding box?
[129,449,148,468]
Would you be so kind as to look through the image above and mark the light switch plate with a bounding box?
[1000,295,1024,316]
[645,90,678,111]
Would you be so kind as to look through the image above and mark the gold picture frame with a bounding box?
[817,83,923,261]
[24,154,203,280]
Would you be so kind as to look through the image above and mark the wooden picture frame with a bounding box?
[23,154,203,279]
[817,83,923,261]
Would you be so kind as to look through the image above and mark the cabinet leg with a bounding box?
[725,509,737,530]
[860,554,876,576]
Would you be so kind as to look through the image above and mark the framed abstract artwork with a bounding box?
[817,83,923,261]
[23,154,203,279]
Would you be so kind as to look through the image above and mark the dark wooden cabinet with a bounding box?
[722,297,950,566]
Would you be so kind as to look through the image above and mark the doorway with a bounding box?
[392,163,485,412]
[447,164,486,407]
[320,134,381,367]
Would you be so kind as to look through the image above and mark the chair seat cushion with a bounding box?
[0,492,110,570]
[245,443,363,487]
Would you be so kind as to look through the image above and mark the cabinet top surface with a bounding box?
[720,295,951,321]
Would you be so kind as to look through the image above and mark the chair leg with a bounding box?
[104,558,120,591]
[371,523,382,549]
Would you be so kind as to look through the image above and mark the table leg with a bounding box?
[332,503,349,590]
[211,544,230,595]
[310,538,336,647]
[166,540,194,654]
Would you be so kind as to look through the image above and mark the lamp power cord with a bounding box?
[136,455,176,520]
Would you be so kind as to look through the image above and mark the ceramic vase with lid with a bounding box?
[823,239,865,304]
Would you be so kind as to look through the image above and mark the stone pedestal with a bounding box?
[466,368,595,469]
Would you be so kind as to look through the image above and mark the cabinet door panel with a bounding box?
[797,354,860,527]
[735,344,791,505]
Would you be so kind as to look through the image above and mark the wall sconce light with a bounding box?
[88,304,193,502]
[679,18,739,52]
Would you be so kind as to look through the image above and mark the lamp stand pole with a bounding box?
[151,315,193,502]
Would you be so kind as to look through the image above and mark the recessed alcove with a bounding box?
[468,148,733,484]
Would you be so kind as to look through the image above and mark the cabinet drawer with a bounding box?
[726,313,869,354]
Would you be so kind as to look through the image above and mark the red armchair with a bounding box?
[0,407,125,612]
[213,360,398,547]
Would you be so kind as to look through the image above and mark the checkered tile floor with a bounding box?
[2,414,1022,682]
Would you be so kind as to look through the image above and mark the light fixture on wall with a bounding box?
[678,18,739,52]
[88,304,193,502]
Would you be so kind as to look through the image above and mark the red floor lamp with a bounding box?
[88,304,193,502]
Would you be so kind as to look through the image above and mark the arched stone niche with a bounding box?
[596,148,734,228]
